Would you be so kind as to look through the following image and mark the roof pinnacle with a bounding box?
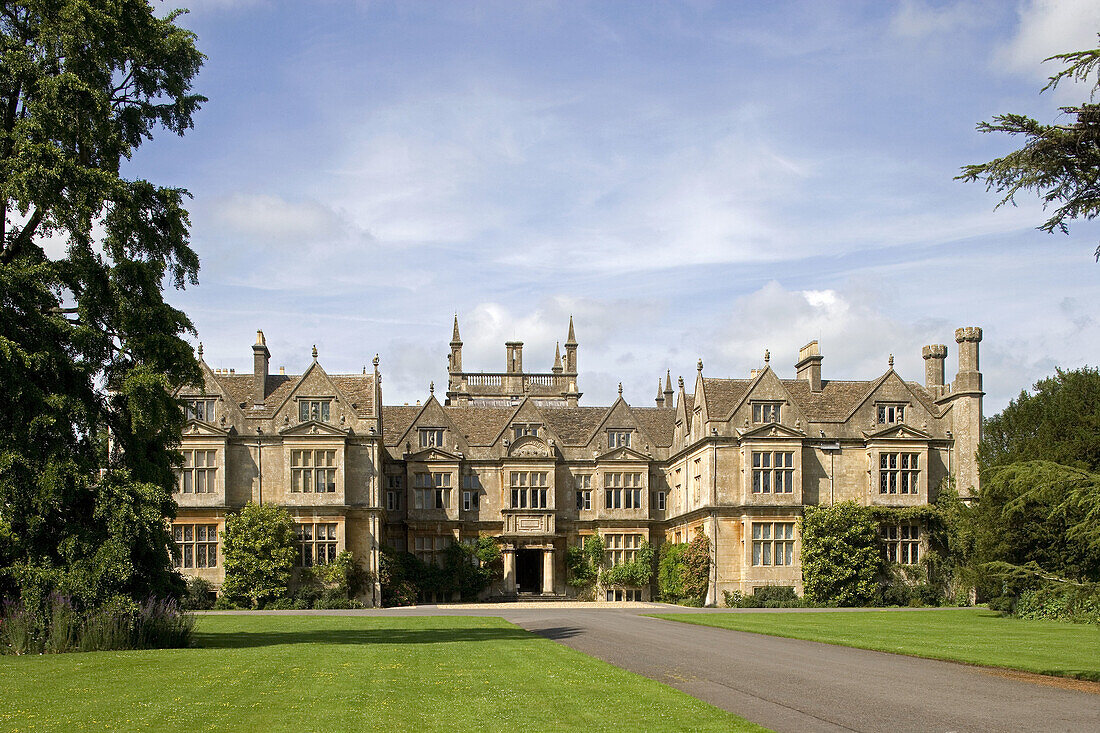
[888,354,894,369]
[764,349,770,364]
[697,358,703,372]
[197,343,203,360]
[451,313,461,344]
[618,382,623,397]
[565,315,577,346]
[665,369,673,392]
[312,344,318,360]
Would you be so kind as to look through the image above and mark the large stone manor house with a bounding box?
[173,317,983,606]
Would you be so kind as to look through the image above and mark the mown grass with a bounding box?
[651,608,1100,681]
[0,614,768,732]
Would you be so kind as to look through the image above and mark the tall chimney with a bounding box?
[795,340,823,392]
[922,344,947,397]
[953,327,982,393]
[253,330,270,407]
[505,341,523,374]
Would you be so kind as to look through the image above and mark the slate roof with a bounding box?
[208,371,375,418]
[538,407,609,445]
[381,405,421,445]
[700,378,750,418]
[631,407,676,447]
[443,406,516,445]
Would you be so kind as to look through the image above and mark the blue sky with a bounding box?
[137,0,1100,412]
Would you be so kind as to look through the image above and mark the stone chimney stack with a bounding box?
[506,342,524,374]
[252,330,270,407]
[795,340,823,392]
[922,344,947,397]
[953,327,982,393]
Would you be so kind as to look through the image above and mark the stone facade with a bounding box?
[173,321,983,606]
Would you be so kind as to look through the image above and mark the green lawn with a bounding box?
[0,615,766,732]
[651,609,1100,681]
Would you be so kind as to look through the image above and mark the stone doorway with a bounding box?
[515,547,543,594]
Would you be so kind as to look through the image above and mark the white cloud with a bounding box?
[211,193,358,245]
[889,0,984,39]
[998,0,1100,85]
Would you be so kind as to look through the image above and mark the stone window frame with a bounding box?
[607,429,632,449]
[177,448,217,494]
[413,471,451,509]
[751,521,795,566]
[574,473,592,511]
[183,397,216,423]
[604,533,643,566]
[876,402,909,425]
[173,523,218,568]
[413,535,450,566]
[512,423,541,439]
[297,397,332,423]
[290,448,338,493]
[296,522,338,567]
[751,401,782,424]
[509,470,548,509]
[418,427,445,448]
[751,450,795,494]
[603,471,643,510]
[655,490,666,511]
[882,523,921,564]
[878,452,920,495]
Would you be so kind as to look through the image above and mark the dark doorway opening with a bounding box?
[516,548,542,594]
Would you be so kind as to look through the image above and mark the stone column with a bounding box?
[503,547,516,594]
[542,548,554,594]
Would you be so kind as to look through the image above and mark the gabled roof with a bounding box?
[631,407,675,447]
[535,406,608,445]
[443,406,517,445]
[700,378,751,418]
[381,405,422,445]
[206,370,375,419]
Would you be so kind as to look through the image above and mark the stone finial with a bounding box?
[665,370,673,391]
[312,344,318,360]
[197,342,203,360]
[697,358,703,372]
[429,380,435,395]
[764,349,770,364]
[618,382,623,397]
[566,315,577,346]
[451,313,461,344]
[373,353,380,368]
[678,376,684,389]
[888,354,894,369]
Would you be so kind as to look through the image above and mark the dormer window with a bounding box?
[185,398,216,422]
[752,402,781,424]
[607,430,632,448]
[419,428,444,448]
[513,424,540,439]
[299,399,330,422]
[877,404,906,424]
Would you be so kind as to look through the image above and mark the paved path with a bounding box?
[210,605,1100,732]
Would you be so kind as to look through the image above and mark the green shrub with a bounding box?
[658,543,687,601]
[800,502,882,607]
[182,577,215,611]
[1,594,193,654]
[723,586,805,608]
[602,541,655,588]
[220,504,299,609]
[1015,584,1100,624]
[566,536,603,590]
[682,530,711,603]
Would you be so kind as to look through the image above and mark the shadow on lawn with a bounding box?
[194,625,577,649]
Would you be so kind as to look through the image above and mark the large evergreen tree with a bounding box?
[0,1,205,609]
[958,35,1100,259]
